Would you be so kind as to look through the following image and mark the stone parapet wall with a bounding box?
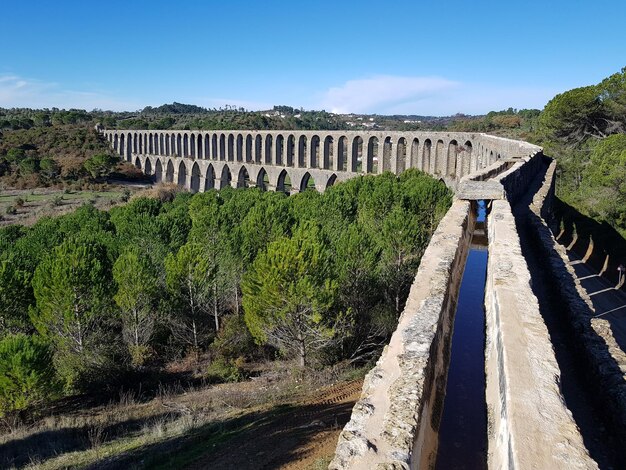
[484,199,594,469]
[330,200,472,469]
[525,161,626,457]
[496,150,544,205]
[476,134,543,160]
[456,143,544,202]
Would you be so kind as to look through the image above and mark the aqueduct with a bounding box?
[101,127,625,469]
[102,128,536,193]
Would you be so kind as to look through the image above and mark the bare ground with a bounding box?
[186,379,362,470]
[0,363,363,470]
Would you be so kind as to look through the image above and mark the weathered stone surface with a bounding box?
[329,200,472,469]
[525,160,626,453]
[485,199,595,470]
[456,179,505,200]
[102,129,542,195]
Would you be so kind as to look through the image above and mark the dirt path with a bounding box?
[185,379,363,470]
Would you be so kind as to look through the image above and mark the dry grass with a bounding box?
[0,183,150,227]
[0,361,363,469]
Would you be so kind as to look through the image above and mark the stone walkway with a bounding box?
[566,251,626,352]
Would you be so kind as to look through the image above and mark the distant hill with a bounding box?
[141,102,211,115]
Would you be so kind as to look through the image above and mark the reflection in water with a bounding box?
[435,201,488,470]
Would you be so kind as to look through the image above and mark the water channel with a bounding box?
[435,200,488,470]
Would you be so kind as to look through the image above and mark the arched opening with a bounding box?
[184,134,190,157]
[338,136,348,171]
[176,134,182,157]
[148,133,153,154]
[166,160,175,183]
[236,134,243,162]
[256,167,269,191]
[191,162,201,193]
[204,133,211,159]
[435,139,444,175]
[275,134,284,166]
[237,166,250,188]
[297,135,307,167]
[265,135,273,164]
[133,133,139,154]
[286,135,295,167]
[118,134,124,157]
[489,151,494,165]
[177,161,187,186]
[159,134,164,155]
[323,135,333,170]
[113,134,119,154]
[352,136,363,172]
[447,140,458,177]
[326,174,337,189]
[382,136,392,171]
[228,134,235,161]
[423,139,432,173]
[310,135,321,168]
[410,138,420,169]
[205,164,215,190]
[255,135,263,164]
[196,134,203,159]
[145,158,153,177]
[219,134,226,161]
[300,172,317,192]
[212,135,218,160]
[126,133,132,162]
[155,160,163,183]
[190,134,196,158]
[220,165,232,189]
[396,137,407,173]
[367,136,379,173]
[245,135,253,162]
[277,169,292,194]
[134,157,141,169]
[459,140,473,177]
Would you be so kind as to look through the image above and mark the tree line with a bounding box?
[537,67,626,238]
[0,170,452,418]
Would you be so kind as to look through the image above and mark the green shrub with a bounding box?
[0,334,59,417]
[5,206,17,215]
[205,357,243,384]
[14,197,25,207]
[121,188,131,202]
[52,195,63,206]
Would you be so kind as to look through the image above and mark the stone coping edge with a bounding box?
[330,199,472,469]
[485,199,595,469]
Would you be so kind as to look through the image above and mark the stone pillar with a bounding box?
[391,142,398,174]
[261,134,267,165]
[332,138,340,171]
[377,140,384,174]
[185,169,192,191]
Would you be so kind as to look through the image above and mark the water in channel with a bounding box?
[435,200,488,470]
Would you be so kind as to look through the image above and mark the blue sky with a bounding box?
[0,0,624,115]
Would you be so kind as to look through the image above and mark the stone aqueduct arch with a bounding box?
[104,129,527,193]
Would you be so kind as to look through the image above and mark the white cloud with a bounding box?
[318,75,459,114]
[318,75,557,115]
[0,74,141,111]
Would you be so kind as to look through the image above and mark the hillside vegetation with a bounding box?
[0,171,451,423]
[537,68,626,239]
